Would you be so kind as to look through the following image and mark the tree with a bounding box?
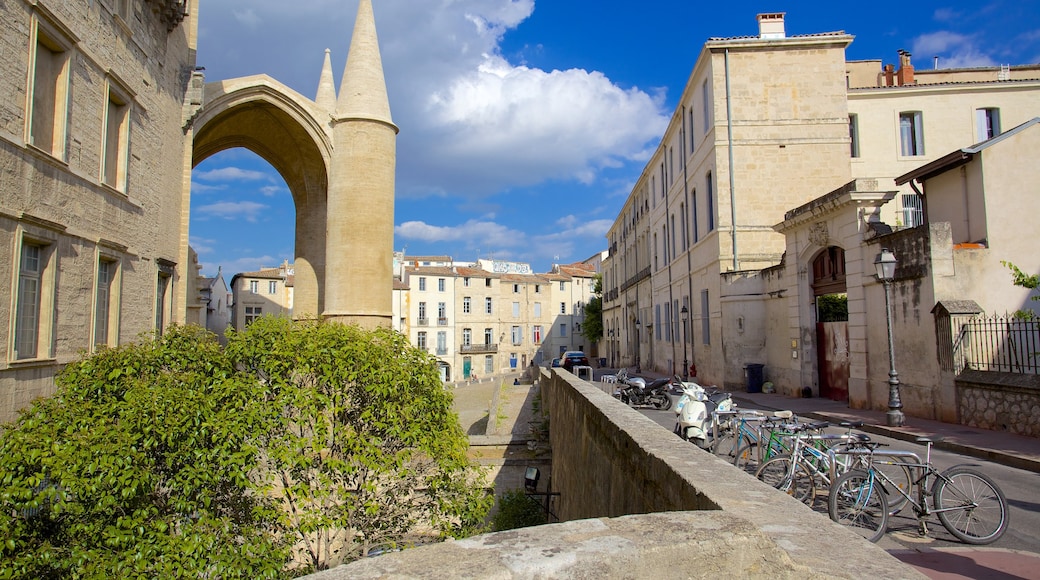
[0,319,491,577]
[225,317,491,570]
[1002,261,1040,319]
[581,274,603,346]
[0,325,286,578]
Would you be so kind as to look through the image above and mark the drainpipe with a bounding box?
[682,105,695,356]
[725,49,738,271]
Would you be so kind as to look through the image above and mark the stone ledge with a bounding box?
[308,511,923,579]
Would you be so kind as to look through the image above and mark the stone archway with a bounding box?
[187,0,398,328]
[193,76,332,318]
[812,246,849,401]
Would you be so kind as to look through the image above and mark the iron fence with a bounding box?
[954,314,1040,374]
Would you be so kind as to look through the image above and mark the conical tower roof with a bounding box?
[336,0,395,128]
[315,48,337,112]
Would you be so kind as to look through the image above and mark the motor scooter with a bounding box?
[673,376,734,449]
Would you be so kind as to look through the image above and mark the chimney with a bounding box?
[757,12,786,39]
[883,64,896,86]
[897,49,915,86]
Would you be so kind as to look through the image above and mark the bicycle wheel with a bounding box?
[733,442,760,473]
[712,428,737,459]
[933,467,1008,545]
[828,470,888,543]
[873,455,913,516]
[755,454,815,506]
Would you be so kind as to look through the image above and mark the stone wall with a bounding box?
[957,370,1040,437]
[312,370,924,579]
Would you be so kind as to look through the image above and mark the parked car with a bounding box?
[550,358,561,368]
[560,351,590,371]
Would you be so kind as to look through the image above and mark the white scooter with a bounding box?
[673,375,734,449]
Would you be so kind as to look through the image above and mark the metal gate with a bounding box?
[817,321,849,401]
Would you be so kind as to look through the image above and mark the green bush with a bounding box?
[491,489,546,531]
[0,318,491,577]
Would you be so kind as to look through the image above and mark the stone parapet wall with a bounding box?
[311,369,924,579]
[957,370,1040,437]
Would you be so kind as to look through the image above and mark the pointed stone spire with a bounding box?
[315,48,337,112]
[336,0,395,128]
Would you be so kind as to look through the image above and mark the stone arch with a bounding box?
[192,75,333,318]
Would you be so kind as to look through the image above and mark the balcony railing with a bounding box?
[436,347,448,356]
[438,317,449,326]
[460,343,498,354]
[417,318,429,326]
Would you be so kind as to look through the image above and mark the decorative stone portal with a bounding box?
[190,0,398,328]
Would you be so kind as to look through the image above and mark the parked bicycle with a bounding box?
[828,436,1009,544]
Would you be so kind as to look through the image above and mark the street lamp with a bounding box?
[635,319,642,372]
[875,248,904,427]
[680,305,689,381]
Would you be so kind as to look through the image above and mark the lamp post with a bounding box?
[680,305,689,381]
[875,248,904,427]
[635,319,642,372]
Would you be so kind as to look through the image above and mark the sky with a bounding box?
[190,0,1040,278]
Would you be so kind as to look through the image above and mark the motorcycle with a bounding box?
[673,376,734,449]
[612,369,673,410]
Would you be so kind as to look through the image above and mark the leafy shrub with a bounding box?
[0,319,491,577]
[491,489,546,531]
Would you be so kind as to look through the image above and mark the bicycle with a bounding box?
[731,410,798,473]
[753,421,863,506]
[707,409,764,459]
[828,436,1009,544]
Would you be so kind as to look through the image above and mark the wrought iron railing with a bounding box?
[461,343,498,354]
[954,314,1040,374]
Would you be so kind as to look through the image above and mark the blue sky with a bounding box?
[191,0,1040,277]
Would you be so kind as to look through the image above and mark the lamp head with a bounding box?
[524,467,540,492]
[874,248,897,281]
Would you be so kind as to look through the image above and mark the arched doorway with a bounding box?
[812,246,849,401]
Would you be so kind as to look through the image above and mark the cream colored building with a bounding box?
[0,0,197,421]
[229,263,294,331]
[603,12,1040,421]
[397,259,597,382]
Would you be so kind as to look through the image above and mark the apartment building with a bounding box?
[603,12,1040,405]
[229,263,294,331]
[401,259,598,382]
[0,0,197,421]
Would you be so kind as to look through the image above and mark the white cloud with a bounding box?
[259,185,284,197]
[396,219,525,249]
[232,9,262,30]
[197,0,668,199]
[912,31,996,68]
[195,167,274,182]
[196,201,269,222]
[190,181,228,194]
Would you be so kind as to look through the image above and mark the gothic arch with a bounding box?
[192,76,333,318]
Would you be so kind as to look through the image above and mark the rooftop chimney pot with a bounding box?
[757,12,786,39]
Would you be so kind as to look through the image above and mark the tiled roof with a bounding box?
[707,30,847,42]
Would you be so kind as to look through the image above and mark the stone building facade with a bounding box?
[602,12,1040,422]
[229,263,295,331]
[0,0,197,422]
[397,259,597,382]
